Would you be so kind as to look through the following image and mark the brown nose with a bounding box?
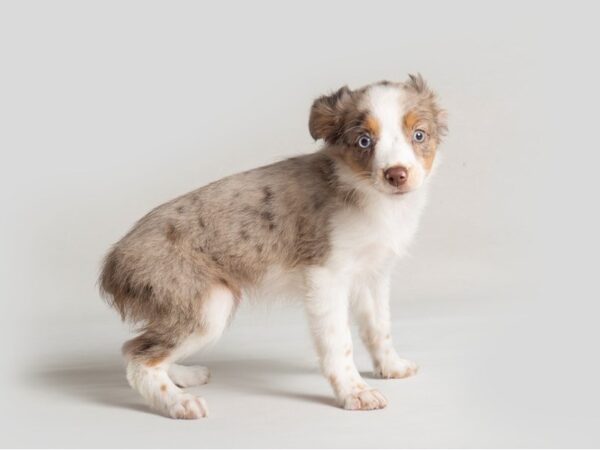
[384,166,408,187]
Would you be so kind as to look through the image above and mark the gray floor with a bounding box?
[3,249,599,448]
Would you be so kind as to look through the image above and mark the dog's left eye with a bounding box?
[357,135,372,149]
[413,130,426,143]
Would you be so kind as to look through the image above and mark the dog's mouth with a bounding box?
[371,176,419,196]
[373,187,414,197]
[389,185,416,196]
[372,183,413,196]
[391,189,416,197]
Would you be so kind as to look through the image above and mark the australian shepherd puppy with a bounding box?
[99,74,447,419]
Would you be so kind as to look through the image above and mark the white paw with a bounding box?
[166,393,209,419]
[342,388,388,411]
[168,364,210,388]
[376,358,419,379]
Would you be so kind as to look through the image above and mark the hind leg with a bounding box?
[123,286,235,419]
[168,364,210,388]
[125,355,208,419]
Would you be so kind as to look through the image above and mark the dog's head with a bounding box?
[309,75,447,195]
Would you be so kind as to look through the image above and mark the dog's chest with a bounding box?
[244,192,427,302]
[328,193,426,274]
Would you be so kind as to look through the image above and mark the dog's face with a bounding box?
[309,75,447,195]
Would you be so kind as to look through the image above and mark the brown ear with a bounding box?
[308,86,353,142]
[405,73,448,139]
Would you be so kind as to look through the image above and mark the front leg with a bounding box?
[305,268,387,410]
[351,272,418,379]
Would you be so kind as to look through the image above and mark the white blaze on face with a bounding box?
[366,85,426,190]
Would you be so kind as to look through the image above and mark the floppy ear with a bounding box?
[308,86,353,142]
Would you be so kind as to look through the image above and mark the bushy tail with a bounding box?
[98,247,157,323]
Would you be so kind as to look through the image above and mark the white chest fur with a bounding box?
[326,188,428,278]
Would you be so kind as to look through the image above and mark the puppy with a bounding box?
[99,74,447,419]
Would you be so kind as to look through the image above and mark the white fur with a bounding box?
[366,84,427,193]
[126,361,209,419]
[168,364,210,388]
[126,286,234,419]
[300,173,428,408]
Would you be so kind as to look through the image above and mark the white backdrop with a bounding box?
[1,0,599,447]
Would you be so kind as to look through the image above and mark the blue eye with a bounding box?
[413,130,426,142]
[358,135,372,149]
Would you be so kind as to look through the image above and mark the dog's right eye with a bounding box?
[357,135,372,149]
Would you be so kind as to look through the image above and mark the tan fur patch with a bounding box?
[420,150,436,171]
[365,115,380,137]
[160,383,167,392]
[145,356,166,367]
[402,110,437,173]
[403,111,419,131]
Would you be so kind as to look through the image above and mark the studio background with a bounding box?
[1,1,599,447]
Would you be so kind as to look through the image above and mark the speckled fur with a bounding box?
[100,153,351,354]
